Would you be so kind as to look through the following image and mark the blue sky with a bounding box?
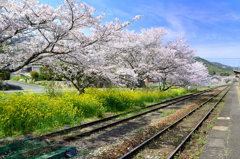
[39,0,240,67]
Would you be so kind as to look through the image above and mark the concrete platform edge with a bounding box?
[199,85,234,159]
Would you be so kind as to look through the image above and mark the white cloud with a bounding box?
[224,13,240,21]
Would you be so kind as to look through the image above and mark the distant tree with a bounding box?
[39,67,54,81]
[0,47,3,54]
[39,66,63,81]
[209,70,216,75]
[222,73,230,76]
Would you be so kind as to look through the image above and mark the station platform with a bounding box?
[200,84,240,159]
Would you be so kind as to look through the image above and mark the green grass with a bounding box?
[10,76,28,83]
[159,110,177,118]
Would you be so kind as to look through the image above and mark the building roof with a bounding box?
[234,70,240,74]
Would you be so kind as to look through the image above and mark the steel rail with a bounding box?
[119,85,229,159]
[167,85,232,159]
[30,85,226,141]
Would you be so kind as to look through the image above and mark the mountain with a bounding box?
[194,56,235,76]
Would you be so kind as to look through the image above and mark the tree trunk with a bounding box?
[78,88,85,94]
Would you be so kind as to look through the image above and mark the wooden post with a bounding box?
[145,77,150,86]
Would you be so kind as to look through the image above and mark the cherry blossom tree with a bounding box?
[210,78,219,85]
[46,46,118,94]
[147,37,200,91]
[108,28,209,90]
[221,76,235,83]
[0,0,141,74]
[151,58,210,91]
[107,27,168,88]
[181,61,209,86]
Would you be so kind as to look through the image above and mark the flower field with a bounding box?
[0,88,193,138]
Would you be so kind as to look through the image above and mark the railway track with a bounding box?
[30,85,227,143]
[119,85,231,159]
[0,85,229,158]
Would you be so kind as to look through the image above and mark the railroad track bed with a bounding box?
[133,90,228,159]
[0,85,228,158]
[78,86,228,158]
[87,86,230,159]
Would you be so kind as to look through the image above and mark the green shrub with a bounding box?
[30,71,39,78]
[39,66,62,81]
[10,76,27,82]
[39,67,53,80]
[37,82,48,86]
[0,73,10,80]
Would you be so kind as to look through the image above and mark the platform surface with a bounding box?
[200,84,240,159]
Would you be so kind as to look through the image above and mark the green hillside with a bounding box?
[194,56,235,76]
